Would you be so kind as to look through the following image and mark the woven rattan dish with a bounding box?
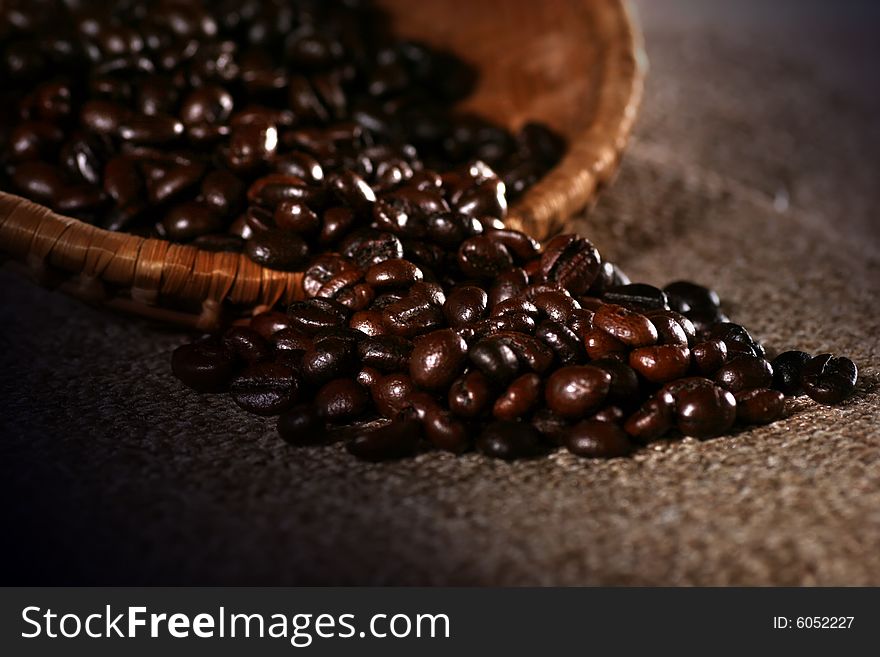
[0,0,646,329]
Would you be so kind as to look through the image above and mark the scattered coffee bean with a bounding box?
[801,354,858,405]
[771,350,811,396]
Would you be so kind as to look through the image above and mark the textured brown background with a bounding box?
[1,1,879,585]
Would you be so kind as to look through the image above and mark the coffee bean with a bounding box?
[771,350,811,395]
[301,337,356,385]
[315,378,370,423]
[365,258,423,288]
[223,326,272,363]
[449,370,493,418]
[162,201,223,241]
[647,312,690,346]
[350,310,386,336]
[629,344,691,383]
[458,236,513,278]
[230,362,298,415]
[565,420,632,458]
[594,303,658,347]
[584,329,628,360]
[372,373,415,417]
[245,229,310,271]
[286,299,348,334]
[602,283,668,313]
[592,405,626,424]
[172,338,238,393]
[692,340,729,375]
[592,358,640,406]
[444,286,489,327]
[715,356,773,393]
[801,354,858,405]
[675,384,736,438]
[476,421,543,460]
[535,320,585,365]
[545,365,611,419]
[271,327,313,354]
[341,230,405,268]
[423,407,471,453]
[278,404,327,445]
[410,329,468,391]
[381,293,443,338]
[539,234,601,295]
[347,419,422,461]
[734,389,785,425]
[624,393,675,442]
[488,268,529,307]
[493,373,542,421]
[663,280,720,315]
[469,337,520,384]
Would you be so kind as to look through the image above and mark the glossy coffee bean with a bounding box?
[301,338,356,385]
[223,326,272,363]
[623,393,675,443]
[663,280,720,315]
[457,236,513,278]
[531,290,579,324]
[372,373,415,417]
[535,320,584,365]
[476,421,543,460]
[171,338,237,393]
[271,327,313,354]
[770,350,811,395]
[277,404,327,445]
[230,362,298,416]
[342,230,405,268]
[488,268,529,307]
[603,283,668,312]
[162,201,222,241]
[468,338,520,384]
[692,339,728,375]
[245,229,310,271]
[592,405,626,424]
[629,345,691,384]
[358,335,413,372]
[365,258,423,288]
[734,389,785,425]
[347,419,422,461]
[706,323,763,358]
[800,354,858,405]
[592,358,640,406]
[676,385,737,438]
[315,378,370,423]
[647,313,690,346]
[409,329,468,391]
[593,303,658,347]
[565,420,632,458]
[423,407,471,453]
[381,294,443,338]
[350,310,386,336]
[584,329,627,360]
[493,373,542,421]
[539,234,601,295]
[449,370,493,418]
[545,365,611,419]
[715,356,773,393]
[286,299,348,335]
[444,286,488,327]
[250,311,294,339]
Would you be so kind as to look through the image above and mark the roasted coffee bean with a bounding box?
[482,313,536,334]
[277,404,327,445]
[675,384,737,438]
[488,268,529,307]
[225,122,278,172]
[539,234,601,295]
[381,294,443,337]
[545,365,611,419]
[457,236,513,278]
[535,320,584,365]
[492,297,539,319]
[148,162,206,204]
[715,355,773,393]
[771,350,811,395]
[274,201,319,234]
[423,407,471,453]
[286,299,348,334]
[647,313,690,346]
[245,229,310,270]
[624,393,675,443]
[706,323,763,358]
[592,406,626,424]
[449,370,493,418]
[301,338,357,385]
[162,201,222,241]
[629,345,691,384]
[358,335,412,373]
[567,308,595,340]
[565,420,632,458]
[602,283,668,313]
[476,421,543,460]
[81,99,130,135]
[172,338,238,393]
[663,281,721,315]
[347,419,422,461]
[410,329,468,391]
[180,85,234,125]
[320,206,356,245]
[365,258,423,288]
[341,230,405,268]
[584,329,627,360]
[372,373,415,417]
[592,358,640,407]
[800,354,858,405]
[493,373,542,421]
[468,337,520,384]
[489,332,555,374]
[485,229,540,261]
[223,326,272,363]
[118,113,184,143]
[357,367,383,390]
[734,389,785,425]
[531,290,580,324]
[11,162,65,202]
[692,339,729,375]
[350,310,386,336]
[230,362,298,415]
[444,286,488,327]
[315,378,370,423]
[250,311,294,339]
[271,327,313,354]
[593,303,658,347]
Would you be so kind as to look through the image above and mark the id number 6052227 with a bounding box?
[773,617,854,629]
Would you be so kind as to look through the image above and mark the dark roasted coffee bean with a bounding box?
[647,313,690,346]
[301,338,356,385]
[565,420,632,458]
[629,344,692,384]
[250,311,294,339]
[529,408,569,445]
[468,337,520,385]
[476,421,543,460]
[531,290,580,324]
[372,373,415,417]
[584,329,627,360]
[171,338,237,393]
[539,234,601,295]
[592,358,640,407]
[707,323,762,356]
[485,229,540,261]
[457,236,513,278]
[350,310,387,336]
[692,340,729,376]
[735,389,785,425]
[715,356,773,393]
[248,174,317,208]
[271,327,313,354]
[347,419,422,461]
[410,329,468,391]
[381,294,443,338]
[320,206,356,245]
[545,365,611,419]
[663,281,721,315]
[567,308,595,339]
[230,362,298,415]
[286,299,348,335]
[278,404,327,445]
[226,122,278,172]
[488,268,529,307]
[771,350,812,395]
[536,320,584,365]
[358,335,413,372]
[493,373,542,421]
[489,332,555,374]
[449,370,493,418]
[148,162,206,204]
[357,367,383,390]
[603,283,668,312]
[594,303,658,347]
[624,393,675,443]
[365,259,423,288]
[245,229,309,270]
[161,201,222,241]
[676,385,737,438]
[492,297,539,319]
[482,313,536,334]
[274,151,324,184]
[81,99,131,134]
[646,309,697,345]
[315,378,370,423]
[341,230,405,268]
[801,354,858,405]
[274,201,319,234]
[444,286,489,327]
[592,406,626,424]
[223,326,272,363]
[180,85,234,125]
[11,162,65,202]
[118,113,184,143]
[423,407,471,453]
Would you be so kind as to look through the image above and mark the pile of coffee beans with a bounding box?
[0,0,563,269]
[171,220,859,460]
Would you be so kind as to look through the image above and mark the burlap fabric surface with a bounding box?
[1,2,878,585]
